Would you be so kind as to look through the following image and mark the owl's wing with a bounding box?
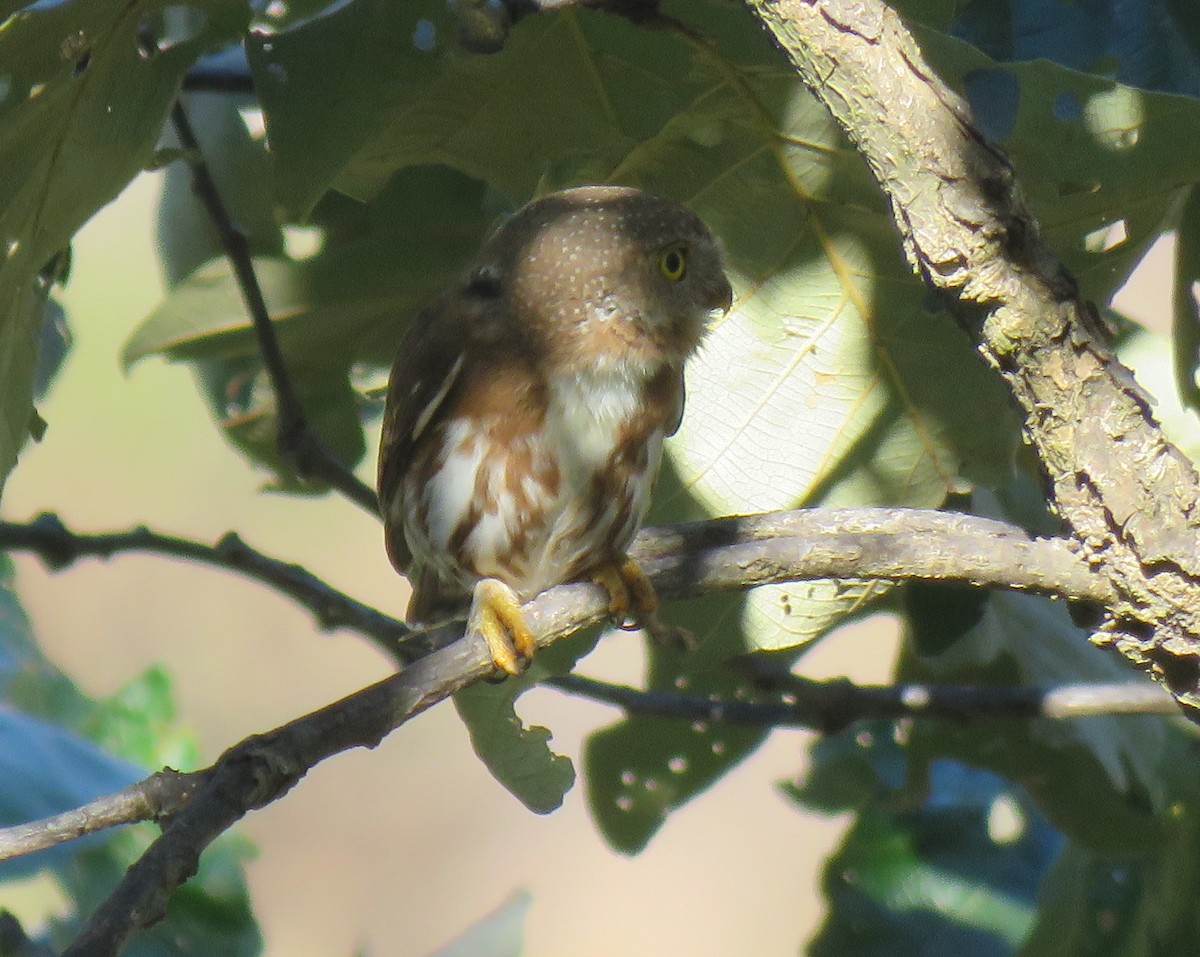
[377,296,470,573]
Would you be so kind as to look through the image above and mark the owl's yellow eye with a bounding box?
[659,246,687,281]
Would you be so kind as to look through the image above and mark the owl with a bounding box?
[378,185,732,674]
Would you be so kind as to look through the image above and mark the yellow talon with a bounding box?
[468,578,537,676]
[592,556,693,648]
[592,557,656,630]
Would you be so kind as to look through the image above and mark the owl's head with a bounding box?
[470,186,733,367]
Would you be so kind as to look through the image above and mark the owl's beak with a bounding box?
[708,275,734,315]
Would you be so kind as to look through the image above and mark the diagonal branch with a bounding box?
[11,503,1125,956]
[745,0,1200,712]
[1,665,1173,867]
[169,99,380,515]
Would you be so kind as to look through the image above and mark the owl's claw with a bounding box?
[593,556,658,629]
[593,557,695,649]
[468,578,537,676]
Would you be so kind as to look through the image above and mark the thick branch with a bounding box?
[746,0,1200,710]
[0,507,1109,660]
[630,507,1108,603]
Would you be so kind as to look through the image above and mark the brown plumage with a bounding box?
[378,185,732,673]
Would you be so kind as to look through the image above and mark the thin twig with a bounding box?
[0,770,200,863]
[544,673,1178,733]
[181,63,255,95]
[0,512,421,660]
[169,98,380,515]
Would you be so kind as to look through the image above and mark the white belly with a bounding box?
[404,369,664,601]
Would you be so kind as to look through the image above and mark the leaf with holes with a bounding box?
[584,589,778,853]
[453,628,600,814]
[918,28,1200,307]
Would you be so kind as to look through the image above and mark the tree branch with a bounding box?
[0,502,1132,956]
[0,506,1110,664]
[629,507,1109,604]
[169,99,380,515]
[1,661,1173,868]
[544,673,1177,732]
[0,770,200,863]
[746,0,1200,712]
[0,512,418,660]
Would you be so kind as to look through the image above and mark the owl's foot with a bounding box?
[468,578,537,676]
[593,557,695,649]
[593,556,658,628]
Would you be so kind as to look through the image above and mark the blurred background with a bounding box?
[0,165,1176,955]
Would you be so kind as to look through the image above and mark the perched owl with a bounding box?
[378,186,732,674]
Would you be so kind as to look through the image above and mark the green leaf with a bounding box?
[156,90,285,287]
[917,29,1200,308]
[0,558,261,956]
[791,733,1059,957]
[247,1,706,217]
[789,717,907,815]
[887,0,958,30]
[453,629,599,814]
[0,0,248,502]
[197,359,368,492]
[84,666,200,772]
[128,165,493,484]
[1018,728,1200,957]
[902,591,1167,849]
[425,890,531,957]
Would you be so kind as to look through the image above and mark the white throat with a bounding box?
[549,359,649,468]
